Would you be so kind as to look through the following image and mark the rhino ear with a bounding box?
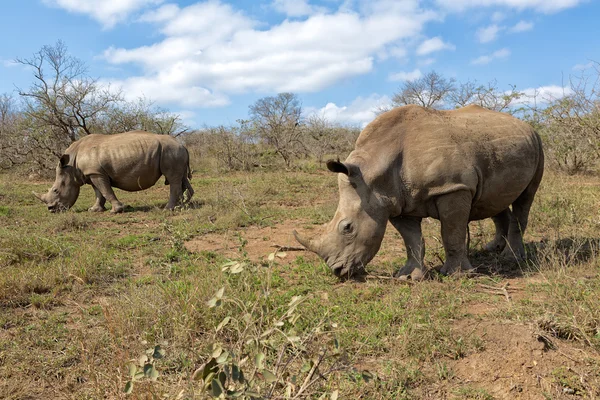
[326,159,349,175]
[59,154,70,168]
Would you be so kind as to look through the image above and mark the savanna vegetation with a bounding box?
[0,42,599,399]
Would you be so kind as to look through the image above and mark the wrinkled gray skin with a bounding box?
[34,131,194,213]
[294,105,544,280]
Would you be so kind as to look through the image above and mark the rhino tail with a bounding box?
[186,148,192,180]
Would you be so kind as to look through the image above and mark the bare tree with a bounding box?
[101,97,189,137]
[16,40,122,157]
[392,71,456,109]
[0,94,33,169]
[538,66,600,174]
[249,92,305,167]
[303,115,359,165]
[450,79,522,112]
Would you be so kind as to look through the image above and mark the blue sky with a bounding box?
[1,0,599,128]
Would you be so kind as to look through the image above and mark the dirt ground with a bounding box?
[184,219,311,263]
[184,220,600,399]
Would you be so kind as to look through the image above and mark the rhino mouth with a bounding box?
[329,259,366,279]
[47,203,68,213]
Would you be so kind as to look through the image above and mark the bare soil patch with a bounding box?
[183,220,415,267]
[184,219,321,263]
[449,319,599,399]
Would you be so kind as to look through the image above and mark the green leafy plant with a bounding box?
[124,344,165,394]
[194,269,346,399]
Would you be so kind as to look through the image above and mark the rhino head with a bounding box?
[34,154,83,213]
[294,160,389,278]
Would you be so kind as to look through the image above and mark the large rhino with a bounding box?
[34,131,194,213]
[294,105,544,280]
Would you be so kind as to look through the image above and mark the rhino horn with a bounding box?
[32,191,46,203]
[293,230,321,254]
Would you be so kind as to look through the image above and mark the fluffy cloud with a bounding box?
[435,0,584,14]
[389,69,423,82]
[305,94,392,127]
[516,85,573,105]
[43,0,162,28]
[572,62,594,70]
[477,24,502,43]
[471,48,510,65]
[104,0,438,107]
[509,20,534,32]
[416,37,455,55]
[491,11,506,22]
[477,20,533,43]
[271,0,324,17]
[418,58,436,66]
[105,76,230,107]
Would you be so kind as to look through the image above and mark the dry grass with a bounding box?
[0,169,599,399]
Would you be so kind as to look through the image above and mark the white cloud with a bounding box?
[491,11,506,22]
[173,109,200,127]
[104,76,230,107]
[572,62,594,70]
[386,46,408,59]
[271,0,324,17]
[104,0,439,108]
[416,37,455,55]
[516,85,573,105]
[42,0,163,28]
[471,48,510,65]
[477,24,503,43]
[306,94,392,128]
[389,69,423,82]
[138,3,179,22]
[1,59,19,68]
[476,20,532,43]
[418,57,436,66]
[509,20,534,32]
[435,0,584,14]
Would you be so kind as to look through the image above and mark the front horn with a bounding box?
[293,230,320,254]
[32,191,46,203]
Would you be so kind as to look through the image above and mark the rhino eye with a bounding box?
[338,220,354,235]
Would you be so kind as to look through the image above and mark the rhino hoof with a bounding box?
[394,265,425,281]
[484,240,506,252]
[89,205,106,212]
[500,246,526,261]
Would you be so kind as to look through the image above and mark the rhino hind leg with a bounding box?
[484,209,510,252]
[166,178,184,210]
[501,159,543,261]
[89,175,125,213]
[390,216,425,280]
[436,191,474,275]
[501,184,540,260]
[183,176,194,203]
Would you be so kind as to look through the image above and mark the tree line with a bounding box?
[1,41,599,175]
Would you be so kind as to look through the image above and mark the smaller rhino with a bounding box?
[34,131,194,213]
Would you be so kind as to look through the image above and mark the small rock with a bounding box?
[563,387,576,395]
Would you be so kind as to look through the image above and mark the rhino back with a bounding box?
[68,131,184,192]
[350,105,542,219]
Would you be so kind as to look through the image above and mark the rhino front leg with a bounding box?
[89,175,124,213]
[436,191,473,275]
[88,185,107,212]
[484,209,510,252]
[390,216,425,280]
